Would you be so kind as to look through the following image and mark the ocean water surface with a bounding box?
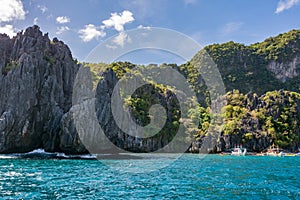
[0,153,299,199]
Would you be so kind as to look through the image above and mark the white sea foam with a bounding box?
[0,155,16,159]
[25,149,48,154]
[77,154,97,159]
[0,149,97,160]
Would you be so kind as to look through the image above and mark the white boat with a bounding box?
[295,149,300,156]
[267,151,284,157]
[231,146,247,156]
[266,144,285,157]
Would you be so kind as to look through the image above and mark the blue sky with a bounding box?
[0,0,300,64]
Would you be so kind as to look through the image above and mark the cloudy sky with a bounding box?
[0,0,299,63]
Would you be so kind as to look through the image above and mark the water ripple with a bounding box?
[0,155,299,199]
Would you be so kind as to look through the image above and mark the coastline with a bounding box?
[0,148,299,160]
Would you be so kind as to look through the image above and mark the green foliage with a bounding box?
[203,41,283,95]
[200,30,300,95]
[259,90,300,148]
[110,61,136,78]
[125,83,181,142]
[196,90,300,149]
[188,103,211,138]
[82,29,300,151]
[177,61,209,106]
[251,29,300,62]
[44,55,55,65]
[83,62,109,88]
[126,96,152,126]
[244,133,254,140]
[4,60,18,74]
[187,88,300,149]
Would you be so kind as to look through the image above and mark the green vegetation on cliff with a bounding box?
[84,29,300,152]
[251,29,300,62]
[203,29,300,95]
[189,90,300,151]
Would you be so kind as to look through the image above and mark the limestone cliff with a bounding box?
[0,26,183,154]
[0,25,79,153]
[1,26,300,154]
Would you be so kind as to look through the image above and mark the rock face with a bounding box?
[1,26,300,154]
[0,26,184,154]
[0,26,79,153]
[216,90,300,153]
[94,69,183,153]
[267,56,300,82]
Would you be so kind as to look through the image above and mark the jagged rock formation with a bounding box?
[93,69,183,152]
[267,56,300,82]
[0,25,79,153]
[1,26,300,154]
[0,26,184,154]
[191,90,300,153]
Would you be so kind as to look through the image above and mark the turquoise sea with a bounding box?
[0,153,299,199]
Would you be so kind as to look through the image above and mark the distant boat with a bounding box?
[266,144,285,157]
[231,145,247,156]
[296,149,300,156]
[256,152,266,156]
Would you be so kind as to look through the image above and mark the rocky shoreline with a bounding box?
[1,26,300,154]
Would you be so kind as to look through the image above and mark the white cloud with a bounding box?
[221,22,243,35]
[137,25,151,30]
[37,5,48,14]
[275,0,299,13]
[106,32,132,49]
[78,24,106,42]
[102,10,134,32]
[56,16,70,24]
[33,17,38,25]
[0,25,17,38]
[113,32,131,47]
[0,0,25,22]
[78,10,134,43]
[106,32,131,49]
[105,44,117,49]
[56,26,70,35]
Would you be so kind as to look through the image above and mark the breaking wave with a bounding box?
[0,149,97,160]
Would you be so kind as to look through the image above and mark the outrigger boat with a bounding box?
[231,145,247,156]
[266,144,285,157]
[295,148,300,156]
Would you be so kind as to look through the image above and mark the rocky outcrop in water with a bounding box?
[61,67,185,154]
[0,26,79,153]
[192,90,300,153]
[0,26,184,154]
[1,26,300,154]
